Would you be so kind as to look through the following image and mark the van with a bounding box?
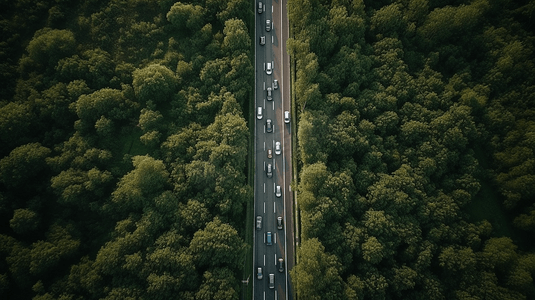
[257,106,262,119]
[266,62,272,75]
[266,232,272,245]
[269,274,275,289]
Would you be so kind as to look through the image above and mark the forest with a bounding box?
[0,0,253,299]
[288,0,535,299]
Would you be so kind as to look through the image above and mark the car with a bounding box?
[277,216,283,229]
[278,258,284,272]
[267,87,272,100]
[258,1,263,14]
[266,232,272,245]
[256,216,262,230]
[266,163,272,178]
[258,267,263,279]
[275,185,281,198]
[266,19,271,32]
[284,111,290,123]
[257,106,262,119]
[269,274,275,289]
[273,79,278,90]
[266,119,273,133]
[260,36,265,45]
[266,62,272,75]
[267,149,272,159]
[275,141,281,155]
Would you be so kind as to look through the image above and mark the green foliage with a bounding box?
[10,209,40,235]
[289,0,535,299]
[189,217,245,271]
[167,2,205,31]
[132,64,178,105]
[25,28,76,70]
[291,238,344,300]
[0,143,51,188]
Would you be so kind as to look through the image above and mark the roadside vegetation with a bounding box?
[0,0,253,299]
[288,0,535,299]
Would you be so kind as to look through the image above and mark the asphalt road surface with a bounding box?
[253,1,294,300]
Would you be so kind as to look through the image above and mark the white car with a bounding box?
[275,185,281,198]
[258,267,263,280]
[257,106,262,120]
[275,141,281,155]
[284,111,290,123]
[256,216,262,230]
[266,62,272,75]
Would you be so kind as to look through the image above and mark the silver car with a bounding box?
[260,36,265,45]
[266,163,272,178]
[267,87,272,100]
[258,2,263,14]
[256,216,262,230]
[258,267,263,279]
[273,79,278,90]
[276,185,281,198]
[275,141,281,155]
[266,62,272,75]
[266,19,271,32]
[277,216,283,229]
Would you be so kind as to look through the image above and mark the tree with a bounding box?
[167,2,205,31]
[74,88,136,126]
[188,217,245,271]
[10,209,40,235]
[222,18,250,55]
[0,103,33,154]
[132,64,178,105]
[370,3,405,37]
[195,268,239,300]
[25,28,76,69]
[0,143,51,188]
[361,236,384,264]
[112,155,169,212]
[290,238,344,300]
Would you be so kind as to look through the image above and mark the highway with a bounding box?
[253,0,294,299]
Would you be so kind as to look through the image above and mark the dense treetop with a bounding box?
[288,0,535,299]
[0,0,252,299]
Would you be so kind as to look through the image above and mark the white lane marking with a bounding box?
[264,142,265,151]
[264,183,265,193]
[273,183,275,193]
[272,5,273,13]
[264,82,265,90]
[275,254,277,265]
[272,36,274,44]
[264,255,266,266]
[264,202,266,213]
[264,125,265,133]
[274,202,276,213]
[274,232,277,243]
[273,100,275,110]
